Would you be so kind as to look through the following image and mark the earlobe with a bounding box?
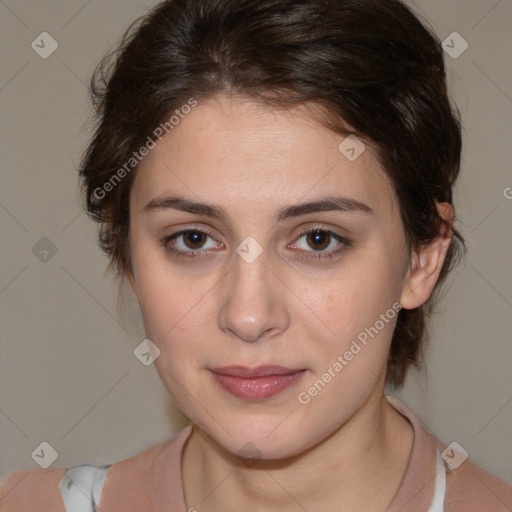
[400,202,454,310]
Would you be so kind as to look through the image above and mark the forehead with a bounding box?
[131,95,399,220]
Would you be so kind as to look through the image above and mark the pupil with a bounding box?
[307,230,329,251]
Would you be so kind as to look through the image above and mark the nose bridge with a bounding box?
[217,247,289,342]
[232,250,271,297]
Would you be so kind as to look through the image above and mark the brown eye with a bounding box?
[183,230,207,249]
[161,228,222,258]
[306,230,331,251]
[290,228,352,261]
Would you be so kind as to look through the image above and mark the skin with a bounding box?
[128,94,453,512]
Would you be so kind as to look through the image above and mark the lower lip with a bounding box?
[211,371,306,400]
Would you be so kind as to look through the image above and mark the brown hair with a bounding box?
[79,0,465,388]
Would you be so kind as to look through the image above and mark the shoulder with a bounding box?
[0,426,191,512]
[384,395,511,512]
[436,440,512,512]
[1,467,67,511]
[97,426,191,509]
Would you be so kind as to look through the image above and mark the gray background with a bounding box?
[1,0,511,485]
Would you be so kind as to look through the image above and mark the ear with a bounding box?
[400,202,454,310]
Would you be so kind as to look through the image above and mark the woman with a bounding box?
[1,0,511,510]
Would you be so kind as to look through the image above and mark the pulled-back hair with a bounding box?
[79,0,465,388]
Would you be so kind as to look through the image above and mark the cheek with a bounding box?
[309,263,400,330]
[138,280,206,345]
[133,273,224,392]
[131,254,201,348]
[138,278,209,403]
[298,255,403,370]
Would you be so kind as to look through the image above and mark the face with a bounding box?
[128,95,413,459]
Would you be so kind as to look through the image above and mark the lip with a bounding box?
[210,365,304,378]
[209,365,306,400]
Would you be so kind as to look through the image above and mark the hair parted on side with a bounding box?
[79,0,465,388]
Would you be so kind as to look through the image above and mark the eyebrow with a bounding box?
[143,195,374,221]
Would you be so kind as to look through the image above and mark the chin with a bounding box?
[197,415,315,462]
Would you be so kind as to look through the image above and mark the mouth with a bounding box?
[210,365,305,378]
[209,365,306,400]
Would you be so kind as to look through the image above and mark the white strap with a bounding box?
[58,465,110,512]
[427,449,447,512]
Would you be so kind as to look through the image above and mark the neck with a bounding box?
[182,392,414,512]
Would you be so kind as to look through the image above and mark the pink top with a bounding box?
[1,395,511,511]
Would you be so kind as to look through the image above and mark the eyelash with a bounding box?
[160,227,352,261]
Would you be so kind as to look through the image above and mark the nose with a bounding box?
[217,250,290,343]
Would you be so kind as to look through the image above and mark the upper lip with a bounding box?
[209,365,304,378]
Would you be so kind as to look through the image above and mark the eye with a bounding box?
[161,227,351,261]
[161,229,222,257]
[289,228,351,260]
